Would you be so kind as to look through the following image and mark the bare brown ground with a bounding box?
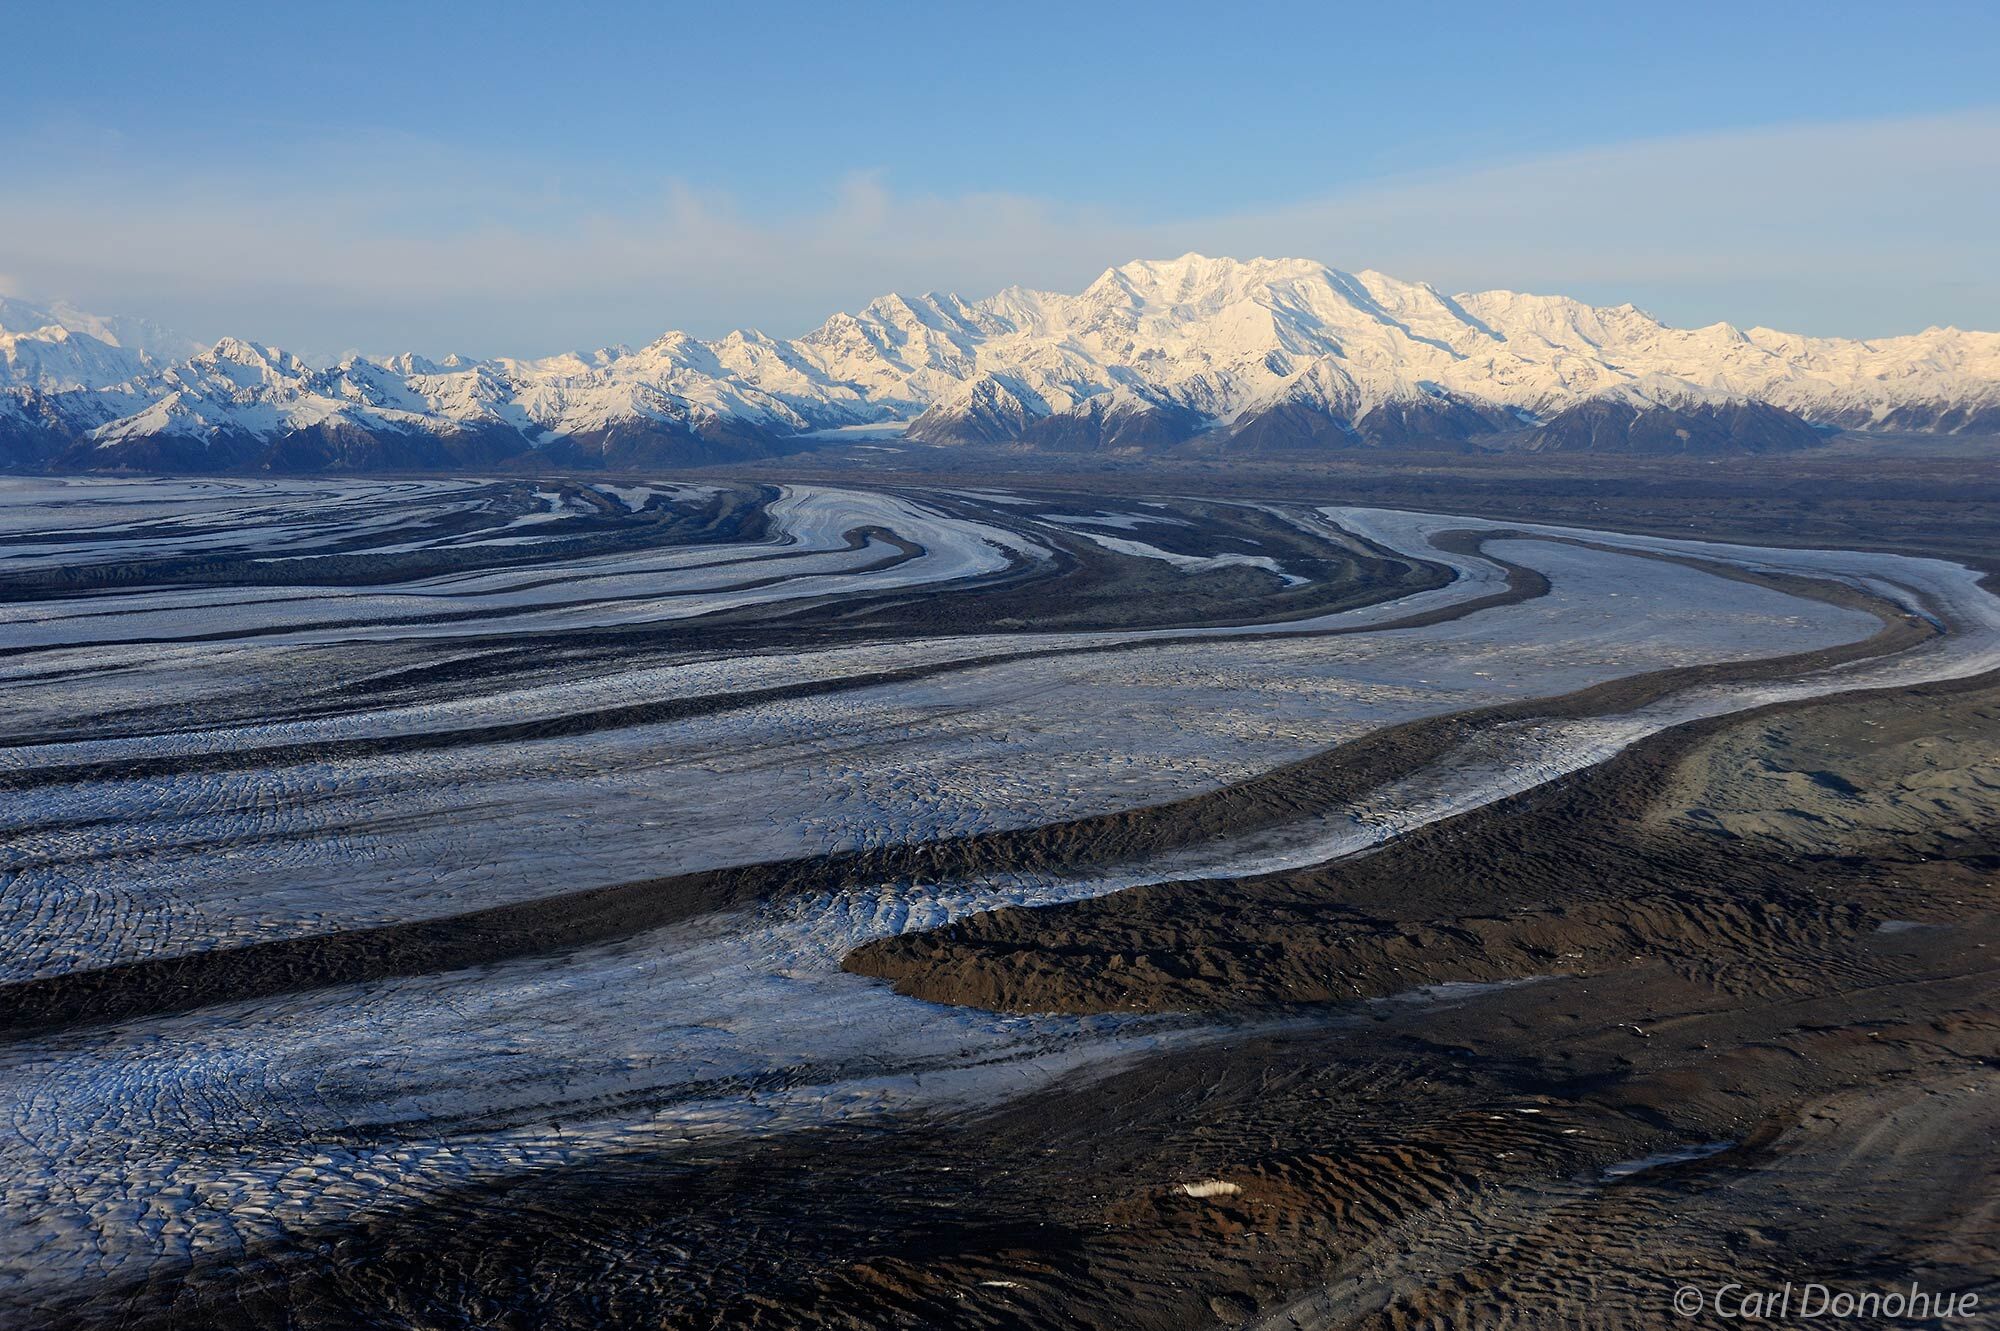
[16,469,1997,1328]
[843,673,1993,1016]
[808,675,2000,1328]
[66,672,2000,1331]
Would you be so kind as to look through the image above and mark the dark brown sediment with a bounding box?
[844,664,1999,1013]
[35,670,2000,1331]
[12,466,2000,1331]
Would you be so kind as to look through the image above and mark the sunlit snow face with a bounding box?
[12,257,1999,472]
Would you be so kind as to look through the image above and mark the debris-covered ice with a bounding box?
[3,482,1998,1318]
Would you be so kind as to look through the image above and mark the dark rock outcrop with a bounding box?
[1522,399,1830,454]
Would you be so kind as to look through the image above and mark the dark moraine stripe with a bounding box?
[0,558,1929,1036]
[0,534,1535,792]
[0,526,925,652]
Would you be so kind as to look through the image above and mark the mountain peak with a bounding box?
[0,296,201,363]
[1089,253,1330,303]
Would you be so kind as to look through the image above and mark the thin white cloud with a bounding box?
[1,109,1993,357]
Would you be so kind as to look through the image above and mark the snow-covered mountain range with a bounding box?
[4,255,1997,471]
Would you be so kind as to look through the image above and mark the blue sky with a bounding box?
[4,1,1997,356]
